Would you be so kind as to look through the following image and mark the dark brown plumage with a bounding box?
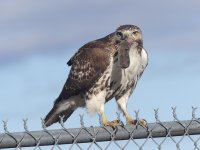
[44,33,117,127]
[44,25,148,127]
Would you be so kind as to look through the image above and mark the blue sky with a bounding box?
[0,0,200,149]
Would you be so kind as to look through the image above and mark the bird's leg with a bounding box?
[100,112,119,128]
[116,94,147,127]
[99,105,119,128]
[124,111,136,124]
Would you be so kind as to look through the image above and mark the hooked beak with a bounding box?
[121,33,135,44]
[121,33,128,40]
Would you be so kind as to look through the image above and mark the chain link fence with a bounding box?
[0,107,200,150]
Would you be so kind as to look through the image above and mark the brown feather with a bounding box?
[44,33,117,126]
[57,36,115,101]
[44,96,75,127]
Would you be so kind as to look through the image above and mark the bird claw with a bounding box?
[128,119,148,128]
[104,119,120,129]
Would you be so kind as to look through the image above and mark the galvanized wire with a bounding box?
[0,107,200,149]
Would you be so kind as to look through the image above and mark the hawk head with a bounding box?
[114,25,143,69]
[114,25,143,47]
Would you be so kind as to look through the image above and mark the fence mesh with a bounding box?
[0,107,200,150]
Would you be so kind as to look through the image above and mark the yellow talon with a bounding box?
[126,118,147,128]
[125,114,147,127]
[138,119,148,127]
[100,112,119,128]
[104,119,120,128]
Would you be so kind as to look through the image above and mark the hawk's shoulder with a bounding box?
[67,33,115,66]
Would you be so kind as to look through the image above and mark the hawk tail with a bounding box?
[44,97,75,127]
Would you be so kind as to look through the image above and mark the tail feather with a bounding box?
[44,98,75,127]
[44,106,74,127]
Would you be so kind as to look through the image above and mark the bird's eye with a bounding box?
[116,32,122,37]
[132,31,138,35]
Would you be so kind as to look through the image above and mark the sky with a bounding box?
[0,0,200,149]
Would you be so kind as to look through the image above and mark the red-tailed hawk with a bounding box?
[44,25,148,127]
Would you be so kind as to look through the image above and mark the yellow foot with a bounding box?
[127,119,147,127]
[103,119,120,128]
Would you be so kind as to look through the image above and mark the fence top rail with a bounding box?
[0,107,200,149]
[0,119,200,148]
